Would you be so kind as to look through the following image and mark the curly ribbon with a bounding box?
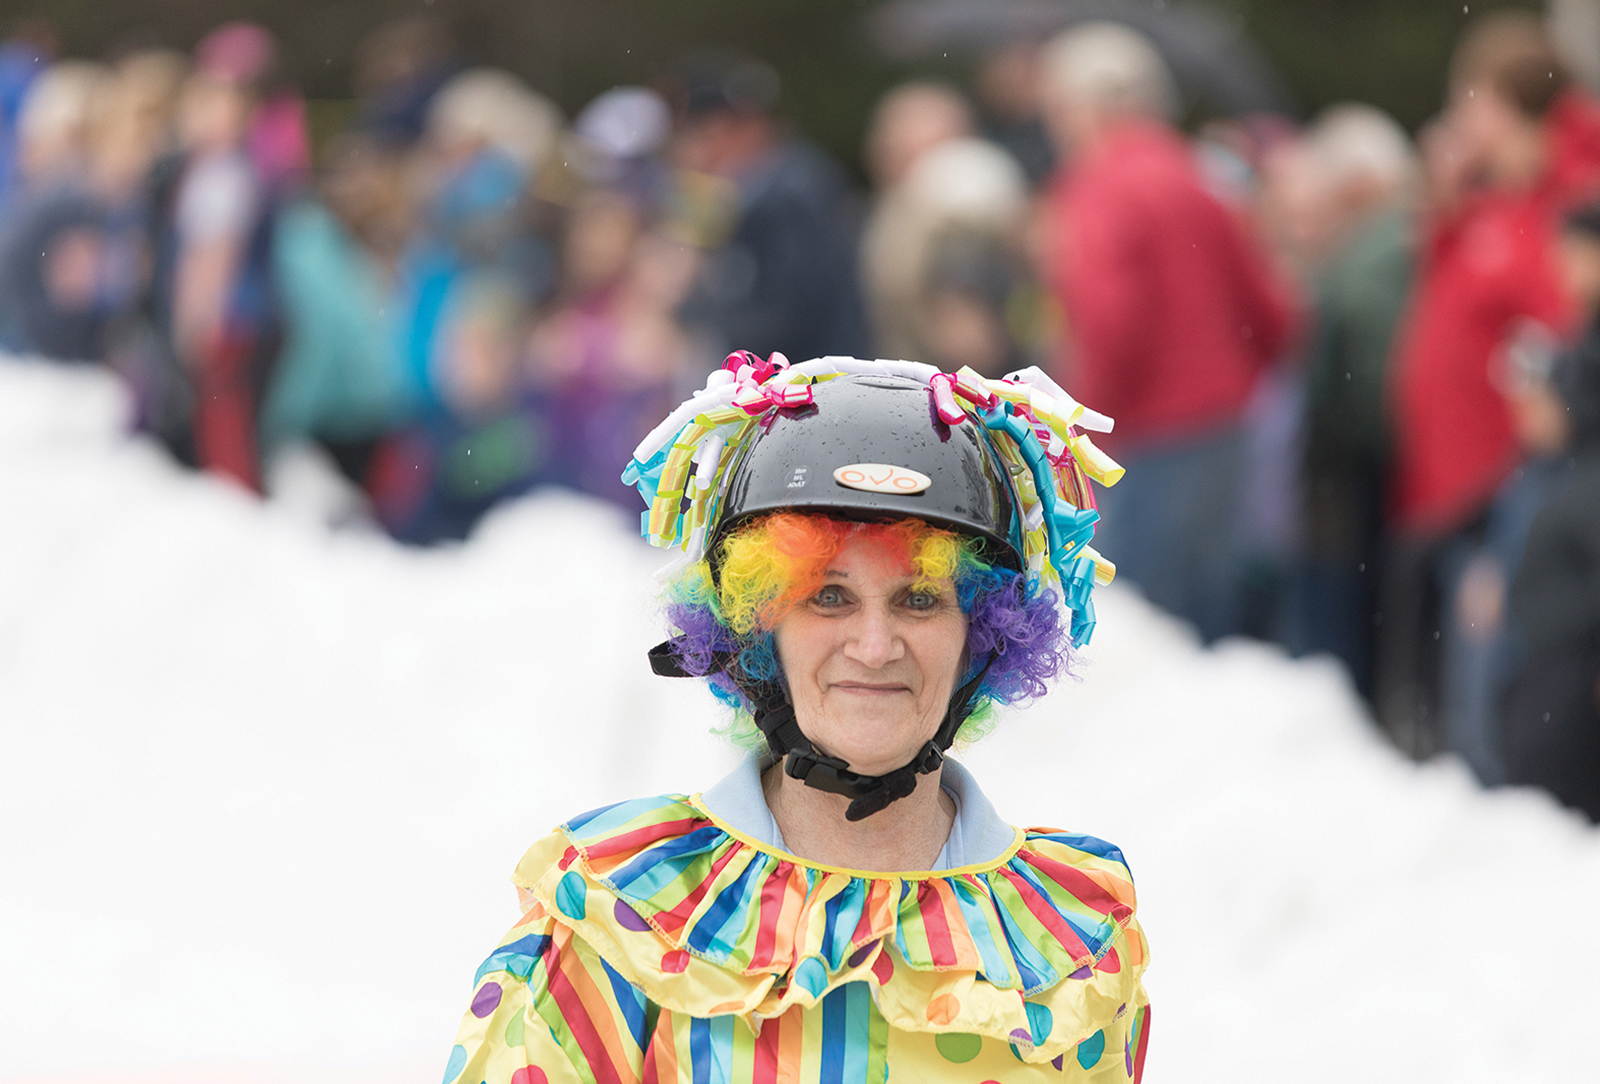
[626,353,1123,642]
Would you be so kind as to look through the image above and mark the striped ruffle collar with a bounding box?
[512,793,1147,1062]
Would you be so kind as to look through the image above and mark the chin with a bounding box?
[814,707,934,775]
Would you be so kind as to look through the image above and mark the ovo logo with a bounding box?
[832,463,932,495]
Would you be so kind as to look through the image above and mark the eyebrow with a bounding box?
[822,569,848,577]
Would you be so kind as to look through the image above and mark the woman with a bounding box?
[444,352,1151,1081]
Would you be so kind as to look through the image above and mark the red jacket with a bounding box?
[1391,91,1600,537]
[1043,122,1296,455]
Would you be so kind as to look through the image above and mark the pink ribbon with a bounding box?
[724,350,811,415]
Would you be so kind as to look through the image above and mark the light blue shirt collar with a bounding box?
[699,754,1017,870]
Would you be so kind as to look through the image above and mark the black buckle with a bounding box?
[784,749,863,797]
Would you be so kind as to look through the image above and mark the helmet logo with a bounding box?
[833,463,932,495]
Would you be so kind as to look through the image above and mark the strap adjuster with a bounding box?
[783,749,857,796]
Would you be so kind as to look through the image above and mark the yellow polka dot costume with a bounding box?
[444,795,1150,1082]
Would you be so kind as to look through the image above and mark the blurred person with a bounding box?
[430,69,561,187]
[369,276,544,544]
[352,16,458,149]
[974,37,1057,188]
[419,68,560,269]
[0,20,56,200]
[523,186,697,509]
[186,27,309,201]
[863,81,974,196]
[93,49,201,447]
[1379,12,1600,753]
[859,82,971,359]
[259,133,416,486]
[862,126,1033,375]
[1498,211,1600,818]
[1272,105,1418,701]
[0,59,111,360]
[401,69,562,407]
[1436,204,1600,796]
[1438,318,1570,786]
[137,22,290,490]
[246,77,309,198]
[91,50,185,202]
[917,210,1035,377]
[571,85,673,204]
[314,131,413,275]
[671,50,869,365]
[1192,112,1305,643]
[1038,21,1297,643]
[0,49,180,363]
[91,50,186,285]
[7,57,100,187]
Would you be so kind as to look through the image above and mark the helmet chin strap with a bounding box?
[649,641,993,821]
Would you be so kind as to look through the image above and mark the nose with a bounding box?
[841,599,904,670]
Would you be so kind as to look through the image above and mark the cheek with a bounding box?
[920,615,970,691]
[772,614,828,687]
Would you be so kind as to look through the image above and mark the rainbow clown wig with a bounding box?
[623,352,1124,747]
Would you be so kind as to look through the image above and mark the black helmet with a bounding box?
[708,373,1024,572]
[625,352,1118,623]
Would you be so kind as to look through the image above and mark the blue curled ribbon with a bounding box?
[979,401,1102,647]
[623,446,670,515]
[1062,556,1098,645]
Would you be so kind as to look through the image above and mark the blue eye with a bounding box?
[814,585,846,607]
[906,590,939,610]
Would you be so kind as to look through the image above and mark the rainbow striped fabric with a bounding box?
[444,794,1150,1083]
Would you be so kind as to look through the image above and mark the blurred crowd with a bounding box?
[2,10,1597,819]
[0,18,870,541]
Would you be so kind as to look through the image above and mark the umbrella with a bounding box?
[867,0,1296,117]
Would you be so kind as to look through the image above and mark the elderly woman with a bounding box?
[444,354,1151,1081]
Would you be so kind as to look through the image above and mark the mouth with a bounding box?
[829,681,912,696]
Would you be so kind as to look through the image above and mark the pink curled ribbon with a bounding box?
[723,350,811,415]
[929,373,968,425]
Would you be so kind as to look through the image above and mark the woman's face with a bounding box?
[772,532,969,777]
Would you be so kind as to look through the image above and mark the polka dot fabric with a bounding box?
[443,793,1150,1082]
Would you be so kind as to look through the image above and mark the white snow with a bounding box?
[2,358,1597,1083]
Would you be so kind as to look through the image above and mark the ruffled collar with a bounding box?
[514,792,1147,1062]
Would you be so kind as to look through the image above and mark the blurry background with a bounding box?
[5,0,1600,1080]
[0,0,1579,159]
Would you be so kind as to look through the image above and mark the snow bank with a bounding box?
[2,359,1596,1082]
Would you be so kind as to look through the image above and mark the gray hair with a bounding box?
[18,61,108,151]
[428,68,563,176]
[1305,103,1417,201]
[1039,21,1178,122]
